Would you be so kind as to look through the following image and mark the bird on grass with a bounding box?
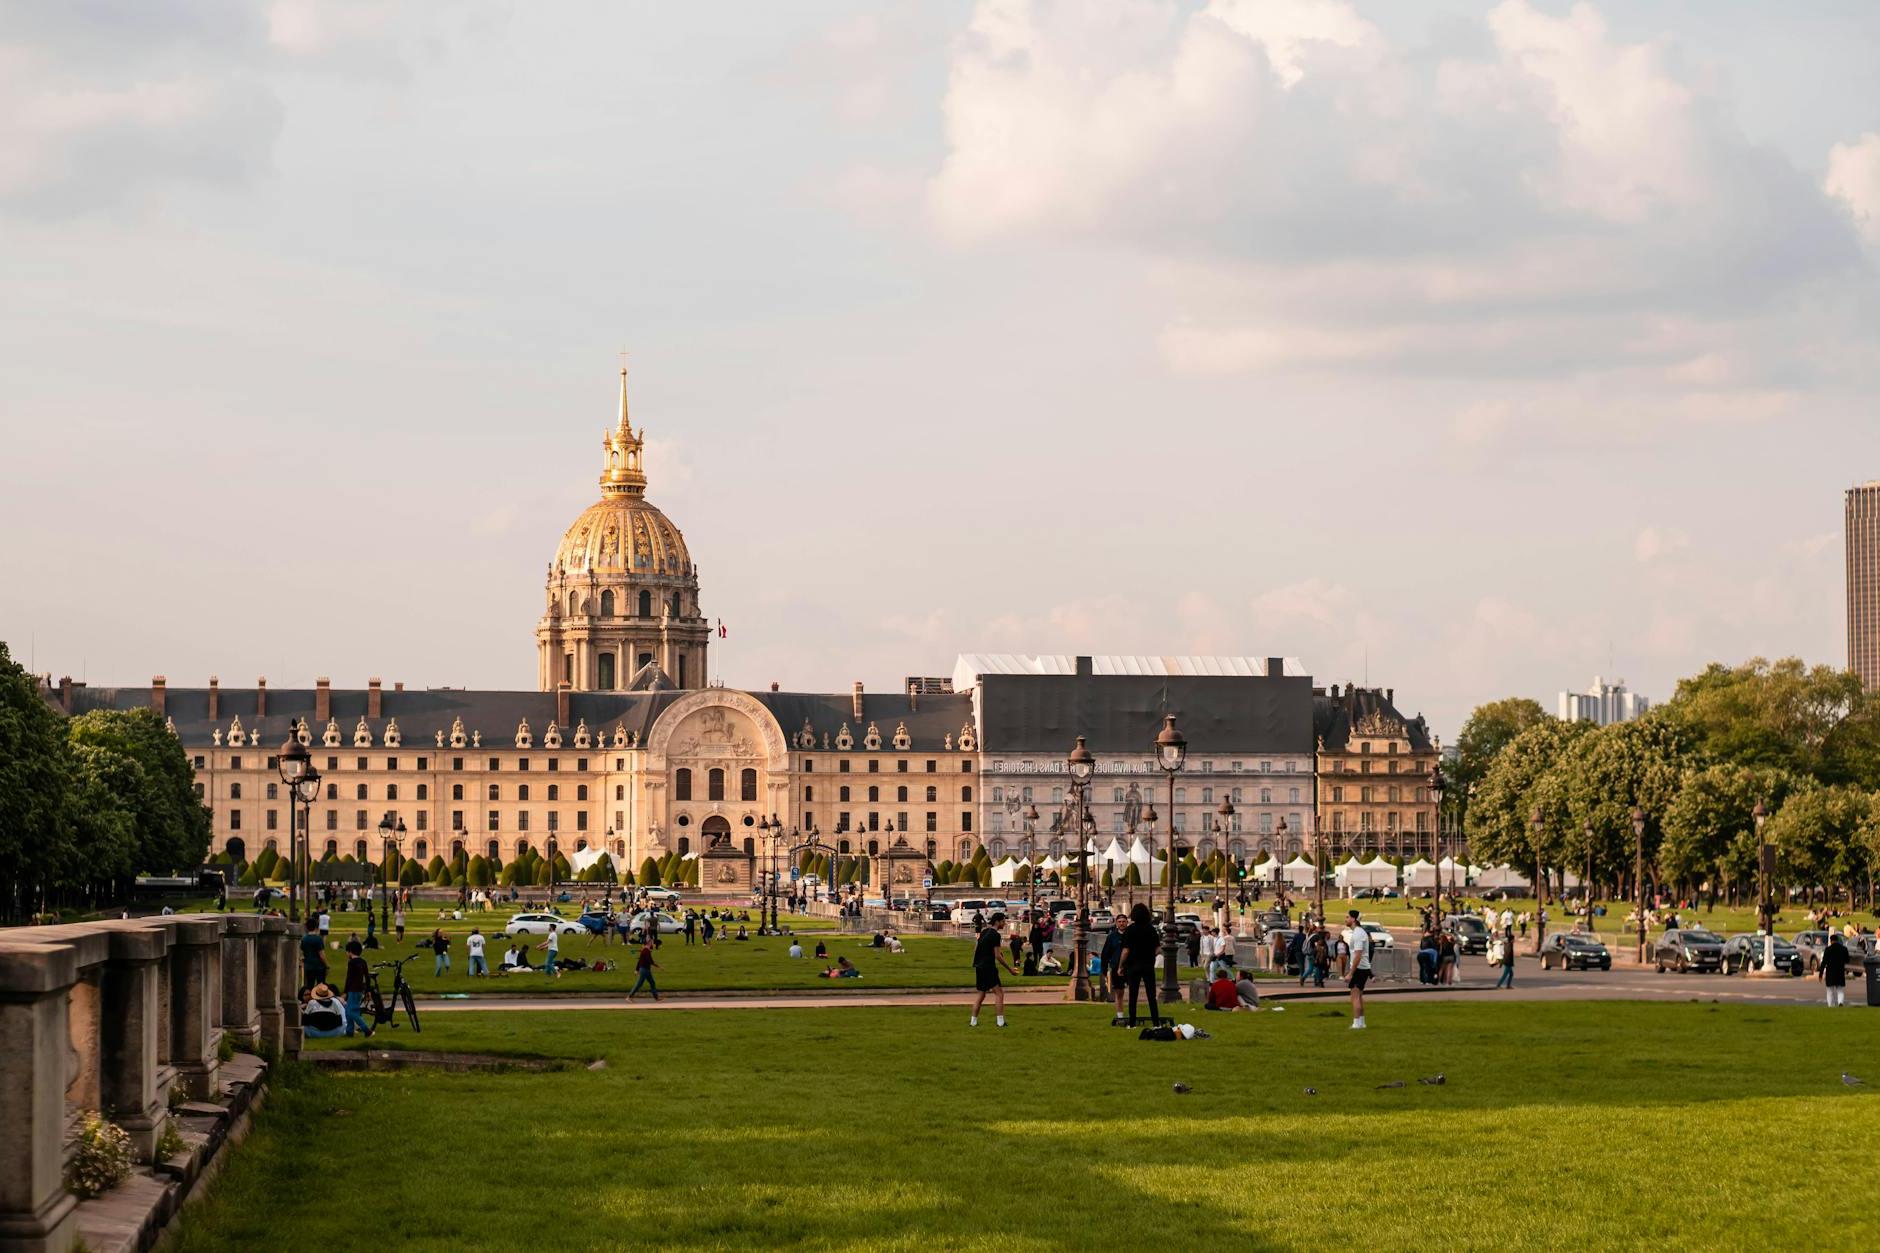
[1843,1073,1864,1087]
[1172,1082,1191,1094]
[1303,1088,1317,1096]
[1418,1074,1446,1086]
[1376,1080,1405,1090]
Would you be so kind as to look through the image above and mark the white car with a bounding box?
[504,912,585,937]
[639,888,681,906]
[630,910,685,935]
[1087,909,1116,930]
[1175,912,1205,930]
[1358,922,1396,950]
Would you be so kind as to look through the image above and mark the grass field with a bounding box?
[169,1000,1878,1252]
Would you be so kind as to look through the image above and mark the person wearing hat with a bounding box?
[970,911,1017,1028]
[302,983,346,1038]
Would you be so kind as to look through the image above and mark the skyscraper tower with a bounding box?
[1849,482,1880,693]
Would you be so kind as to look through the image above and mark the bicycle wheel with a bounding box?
[400,982,421,1033]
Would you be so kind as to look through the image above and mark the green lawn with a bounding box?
[170,1001,1878,1252]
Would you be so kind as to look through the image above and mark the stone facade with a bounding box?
[1313,684,1440,859]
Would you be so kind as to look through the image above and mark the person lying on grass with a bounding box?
[820,956,861,979]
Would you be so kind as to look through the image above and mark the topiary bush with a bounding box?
[639,857,660,886]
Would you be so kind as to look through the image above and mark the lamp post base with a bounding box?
[1073,923,1091,1000]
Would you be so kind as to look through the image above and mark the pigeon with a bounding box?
[1172,1082,1191,1094]
[1843,1073,1865,1086]
[1303,1088,1317,1096]
[1376,1080,1405,1090]
[1418,1074,1446,1086]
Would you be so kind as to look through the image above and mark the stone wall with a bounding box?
[0,914,296,1253]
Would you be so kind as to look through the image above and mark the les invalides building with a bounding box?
[42,367,1445,886]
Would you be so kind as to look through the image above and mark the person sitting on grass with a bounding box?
[871,931,886,948]
[885,934,904,954]
[301,984,346,1038]
[820,955,861,979]
[1037,949,1064,974]
[735,925,749,941]
[814,939,828,961]
[1204,969,1238,1011]
[1234,969,1262,1009]
[788,939,804,958]
[499,944,525,972]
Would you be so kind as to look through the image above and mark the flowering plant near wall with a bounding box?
[65,1111,132,1199]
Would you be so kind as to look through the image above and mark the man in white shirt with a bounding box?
[1500,908,1514,932]
[318,909,331,941]
[788,940,804,958]
[1199,928,1221,972]
[466,927,488,977]
[1343,910,1372,1030]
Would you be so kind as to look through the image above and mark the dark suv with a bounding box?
[1443,915,1490,955]
[1539,932,1612,971]
[1652,928,1725,973]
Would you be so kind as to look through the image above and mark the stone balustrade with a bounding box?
[0,914,298,1253]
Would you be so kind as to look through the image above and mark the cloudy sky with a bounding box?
[3,0,1877,740]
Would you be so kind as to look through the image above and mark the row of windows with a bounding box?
[819,811,975,834]
[802,759,973,774]
[576,588,675,619]
[1328,759,1425,774]
[989,759,1300,774]
[801,785,972,804]
[1327,786,1429,804]
[198,753,630,775]
[674,768,758,802]
[988,784,1301,807]
[1326,812,1430,832]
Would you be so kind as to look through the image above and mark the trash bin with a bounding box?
[1866,956,1880,1007]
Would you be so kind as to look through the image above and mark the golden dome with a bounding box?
[554,495,692,576]
[551,365,693,578]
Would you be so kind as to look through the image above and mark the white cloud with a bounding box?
[1825,131,1880,245]
[1633,527,1689,564]
[1450,401,1511,448]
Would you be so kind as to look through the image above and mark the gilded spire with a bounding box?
[599,361,647,497]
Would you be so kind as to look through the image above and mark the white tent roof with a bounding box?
[569,846,609,873]
[1474,864,1530,889]
[1336,859,1398,888]
[1283,855,1317,869]
[1098,839,1129,866]
[1127,838,1154,868]
[1279,856,1316,887]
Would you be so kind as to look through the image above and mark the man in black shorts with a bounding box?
[1344,909,1372,1030]
[971,911,1016,1028]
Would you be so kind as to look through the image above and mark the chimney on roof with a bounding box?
[368,677,383,720]
[57,675,73,713]
[394,681,404,693]
[556,682,570,727]
[151,676,167,717]
[208,676,220,720]
[770,681,780,692]
[256,677,267,718]
[1075,655,1093,677]
[1386,687,1394,705]
[316,677,331,724]
[1267,657,1285,678]
[852,681,864,721]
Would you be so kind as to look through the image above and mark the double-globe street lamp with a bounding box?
[1155,714,1188,1005]
[1211,796,1235,938]
[377,812,406,934]
[757,814,793,934]
[1754,799,1774,973]
[277,727,321,923]
[1632,805,1647,964]
[1066,737,1097,1002]
[1429,763,1448,932]
[1529,807,1548,953]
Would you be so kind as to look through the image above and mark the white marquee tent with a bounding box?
[1473,864,1531,890]
[1281,855,1317,888]
[1403,857,1438,889]
[1335,857,1398,891]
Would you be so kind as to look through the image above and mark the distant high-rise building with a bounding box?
[1557,676,1649,725]
[1850,482,1880,693]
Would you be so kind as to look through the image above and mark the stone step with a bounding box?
[74,1168,178,1253]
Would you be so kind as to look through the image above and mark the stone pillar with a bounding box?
[254,915,288,1057]
[219,914,262,1050]
[99,926,171,1162]
[278,926,304,1060]
[167,919,224,1101]
[0,942,80,1253]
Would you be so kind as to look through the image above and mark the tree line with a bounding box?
[1,643,211,921]
[1456,659,1880,907]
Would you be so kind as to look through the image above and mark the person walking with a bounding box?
[683,911,697,946]
[629,937,660,999]
[1343,909,1372,1030]
[1494,923,1516,989]
[1308,926,1330,989]
[1821,934,1850,1007]
[429,928,451,977]
[1118,902,1162,1027]
[1029,914,1046,968]
[393,905,406,943]
[466,927,488,977]
[1100,920,1126,1008]
[969,911,1017,1028]
[317,908,332,944]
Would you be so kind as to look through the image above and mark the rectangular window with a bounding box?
[266,809,278,830]
[548,812,560,831]
[518,811,531,831]
[230,756,243,770]
[327,756,338,771]
[577,758,588,772]
[961,760,973,772]
[386,757,399,771]
[416,812,428,831]
[897,759,909,773]
[325,810,337,830]
[453,757,464,771]
[355,809,367,830]
[548,758,559,772]
[961,811,973,832]
[839,811,851,831]
[898,811,909,831]
[488,810,500,831]
[387,783,399,801]
[417,757,428,771]
[489,758,500,771]
[576,812,588,831]
[802,758,814,772]
[926,760,937,773]
[452,810,464,830]
[868,760,880,773]
[926,812,937,832]
[519,758,530,772]
[229,810,242,830]
[839,759,851,773]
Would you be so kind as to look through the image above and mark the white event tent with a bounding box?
[1335,857,1398,891]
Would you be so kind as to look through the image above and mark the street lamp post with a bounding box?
[1212,797,1235,937]
[1273,816,1288,917]
[1530,807,1547,954]
[1631,805,1646,964]
[277,730,312,922]
[378,813,393,931]
[1067,737,1096,1002]
[1429,764,1447,932]
[1155,714,1188,1005]
[1022,803,1041,928]
[1754,800,1773,973]
[1582,822,1596,933]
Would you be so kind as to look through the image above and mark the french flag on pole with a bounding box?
[717,618,728,638]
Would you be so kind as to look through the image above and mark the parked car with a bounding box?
[1652,928,1725,973]
[628,910,685,935]
[1790,930,1845,973]
[1087,909,1116,930]
[1443,915,1490,955]
[504,912,586,937]
[1539,933,1612,971]
[1254,910,1291,937]
[1358,922,1395,951]
[927,904,952,923]
[949,899,993,925]
[639,888,681,906]
[1723,933,1802,975]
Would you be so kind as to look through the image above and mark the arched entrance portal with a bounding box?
[701,815,732,846]
[224,836,246,864]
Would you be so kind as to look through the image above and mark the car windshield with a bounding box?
[1564,937,1599,947]
[1683,932,1722,944]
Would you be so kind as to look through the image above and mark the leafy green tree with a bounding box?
[466,855,491,887]
[1660,765,1795,898]
[1762,783,1874,898]
[639,856,661,886]
[254,846,279,878]
[1454,697,1551,802]
[533,860,552,887]
[399,860,425,887]
[1552,717,1696,887]
[65,741,138,889]
[68,706,211,875]
[1467,718,1595,876]
[1660,658,1860,778]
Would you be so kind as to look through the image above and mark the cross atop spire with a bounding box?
[600,360,647,497]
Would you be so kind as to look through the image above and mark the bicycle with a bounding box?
[365,953,422,1033]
